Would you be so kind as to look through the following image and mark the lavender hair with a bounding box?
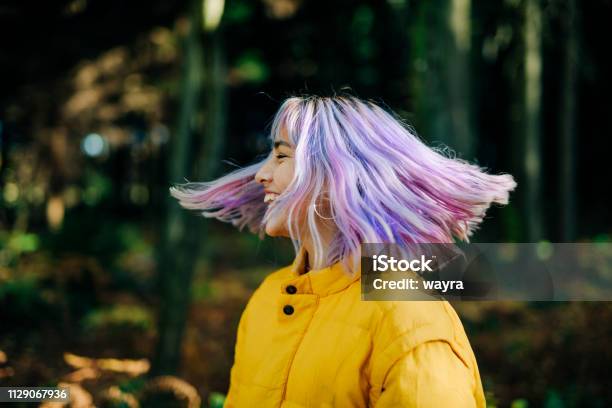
[170,95,516,271]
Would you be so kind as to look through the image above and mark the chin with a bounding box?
[265,220,289,237]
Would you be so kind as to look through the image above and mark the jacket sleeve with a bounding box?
[373,340,479,408]
[223,303,250,408]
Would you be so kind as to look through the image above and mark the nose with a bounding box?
[255,157,273,185]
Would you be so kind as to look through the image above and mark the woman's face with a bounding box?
[254,129,295,237]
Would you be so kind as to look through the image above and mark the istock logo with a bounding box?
[372,254,435,272]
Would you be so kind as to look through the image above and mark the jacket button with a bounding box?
[285,285,297,294]
[283,305,294,315]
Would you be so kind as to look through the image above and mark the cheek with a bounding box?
[274,161,295,191]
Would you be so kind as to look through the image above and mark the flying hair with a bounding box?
[170,95,517,272]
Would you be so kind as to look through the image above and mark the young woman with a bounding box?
[171,95,516,407]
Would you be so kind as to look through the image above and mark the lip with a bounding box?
[263,190,281,206]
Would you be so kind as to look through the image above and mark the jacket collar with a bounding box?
[285,246,361,297]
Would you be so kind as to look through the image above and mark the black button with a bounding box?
[285,285,297,294]
[283,305,294,315]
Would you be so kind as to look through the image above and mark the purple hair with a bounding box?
[170,95,516,270]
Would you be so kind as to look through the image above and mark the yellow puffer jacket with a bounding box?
[224,247,486,407]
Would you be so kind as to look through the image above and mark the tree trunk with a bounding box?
[409,0,475,159]
[448,0,474,159]
[523,0,544,241]
[152,0,227,376]
[559,0,577,242]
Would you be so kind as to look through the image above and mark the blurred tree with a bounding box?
[409,0,476,160]
[505,0,545,242]
[153,0,227,376]
[523,0,544,241]
[558,0,577,241]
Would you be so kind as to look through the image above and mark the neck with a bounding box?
[301,227,336,273]
[301,241,314,274]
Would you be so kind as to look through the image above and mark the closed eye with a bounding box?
[276,154,288,160]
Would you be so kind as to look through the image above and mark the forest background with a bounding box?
[1,0,611,406]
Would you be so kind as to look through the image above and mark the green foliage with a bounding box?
[191,275,213,301]
[118,377,147,394]
[7,232,39,253]
[501,204,523,242]
[234,51,269,84]
[82,169,113,206]
[0,231,40,268]
[0,275,40,310]
[208,392,226,408]
[82,304,154,331]
[485,389,499,408]
[351,5,374,34]
[224,0,253,24]
[511,398,529,408]
[544,390,564,408]
[351,6,375,58]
